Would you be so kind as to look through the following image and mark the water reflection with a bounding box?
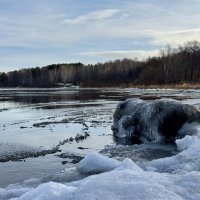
[0,88,131,105]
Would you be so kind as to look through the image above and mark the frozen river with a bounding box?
[1,87,200,193]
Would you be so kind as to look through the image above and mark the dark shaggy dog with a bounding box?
[112,99,200,144]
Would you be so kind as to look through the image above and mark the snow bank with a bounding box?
[9,182,76,200]
[78,152,120,174]
[145,135,200,173]
[2,156,200,199]
[0,188,30,200]
[2,136,200,200]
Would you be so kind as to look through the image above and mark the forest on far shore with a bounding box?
[1,41,200,88]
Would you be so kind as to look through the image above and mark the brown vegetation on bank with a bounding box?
[1,41,200,88]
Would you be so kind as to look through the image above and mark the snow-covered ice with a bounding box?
[145,135,200,173]
[78,152,120,174]
[2,135,200,200]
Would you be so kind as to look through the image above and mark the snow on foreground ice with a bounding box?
[145,135,200,173]
[2,136,200,200]
[78,152,120,174]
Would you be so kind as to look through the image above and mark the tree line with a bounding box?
[0,41,200,87]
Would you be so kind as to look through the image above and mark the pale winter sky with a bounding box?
[1,0,200,71]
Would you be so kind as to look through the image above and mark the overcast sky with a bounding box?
[1,0,200,72]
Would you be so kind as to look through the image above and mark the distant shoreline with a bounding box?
[81,82,200,89]
[1,83,200,89]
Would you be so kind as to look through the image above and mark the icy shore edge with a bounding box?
[1,135,200,200]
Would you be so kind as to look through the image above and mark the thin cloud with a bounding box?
[150,28,200,46]
[77,49,160,60]
[63,9,119,24]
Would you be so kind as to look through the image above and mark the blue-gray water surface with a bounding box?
[1,87,200,187]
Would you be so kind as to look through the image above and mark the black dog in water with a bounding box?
[112,99,200,144]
